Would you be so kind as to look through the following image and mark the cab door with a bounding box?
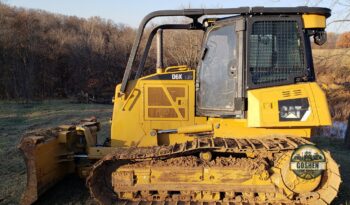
[196,18,245,117]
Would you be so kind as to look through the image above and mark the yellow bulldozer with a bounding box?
[18,7,341,205]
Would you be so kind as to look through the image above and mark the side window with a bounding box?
[248,20,305,87]
[198,24,237,111]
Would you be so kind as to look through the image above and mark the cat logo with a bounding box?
[278,98,311,121]
[290,144,326,179]
[280,106,303,119]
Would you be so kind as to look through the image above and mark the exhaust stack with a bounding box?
[156,29,164,73]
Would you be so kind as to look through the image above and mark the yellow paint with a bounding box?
[247,82,331,128]
[87,147,116,159]
[302,14,326,29]
[270,151,324,196]
[76,125,96,148]
[19,135,75,204]
[111,68,196,147]
[156,68,163,73]
[200,151,212,161]
[164,65,189,72]
[113,165,275,199]
[34,140,75,184]
[177,124,213,134]
[143,84,189,121]
[58,131,69,143]
[111,67,331,147]
[20,10,338,205]
[210,118,312,138]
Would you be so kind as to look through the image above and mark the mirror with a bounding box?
[314,30,327,46]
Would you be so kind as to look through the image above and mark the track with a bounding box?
[86,137,341,205]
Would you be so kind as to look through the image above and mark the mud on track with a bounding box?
[0,101,349,204]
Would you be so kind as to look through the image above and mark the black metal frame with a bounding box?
[303,32,316,82]
[120,7,331,93]
[134,24,203,79]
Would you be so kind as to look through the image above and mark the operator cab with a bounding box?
[119,7,330,118]
[197,13,323,117]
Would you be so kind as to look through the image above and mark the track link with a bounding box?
[86,137,341,205]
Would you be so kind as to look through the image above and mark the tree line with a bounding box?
[0,3,202,101]
[313,32,350,49]
[0,3,349,101]
[0,3,137,100]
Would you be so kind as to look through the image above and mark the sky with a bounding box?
[4,0,350,32]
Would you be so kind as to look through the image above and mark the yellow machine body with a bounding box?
[302,14,326,28]
[18,7,341,205]
[111,67,332,147]
[247,82,331,127]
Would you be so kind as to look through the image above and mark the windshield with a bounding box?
[198,24,237,110]
[248,20,306,87]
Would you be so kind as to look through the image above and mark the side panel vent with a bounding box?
[282,89,303,98]
[282,91,290,98]
[293,89,302,96]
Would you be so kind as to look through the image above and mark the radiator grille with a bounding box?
[148,87,171,106]
[146,86,187,119]
[148,108,178,118]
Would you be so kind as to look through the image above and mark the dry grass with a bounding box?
[0,100,112,205]
[313,48,350,121]
[1,48,350,204]
[0,101,349,205]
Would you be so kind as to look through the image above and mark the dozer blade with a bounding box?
[18,128,75,205]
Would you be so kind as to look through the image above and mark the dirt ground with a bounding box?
[0,100,349,205]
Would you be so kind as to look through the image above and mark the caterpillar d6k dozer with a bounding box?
[18,7,342,205]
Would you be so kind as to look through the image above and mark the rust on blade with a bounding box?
[18,129,75,205]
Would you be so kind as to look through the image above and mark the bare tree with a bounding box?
[305,0,350,32]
